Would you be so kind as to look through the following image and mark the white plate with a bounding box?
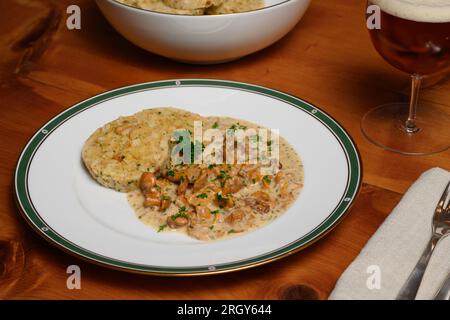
[15,80,361,275]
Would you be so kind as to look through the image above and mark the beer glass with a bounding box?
[363,0,450,155]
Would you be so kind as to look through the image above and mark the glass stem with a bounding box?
[405,74,422,133]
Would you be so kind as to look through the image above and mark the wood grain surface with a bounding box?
[0,0,449,300]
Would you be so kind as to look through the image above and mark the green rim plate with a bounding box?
[14,79,362,275]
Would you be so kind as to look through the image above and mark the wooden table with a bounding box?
[1,0,449,300]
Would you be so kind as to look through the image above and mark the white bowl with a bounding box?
[96,0,311,64]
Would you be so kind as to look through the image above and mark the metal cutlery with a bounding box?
[396,181,450,300]
[434,273,450,300]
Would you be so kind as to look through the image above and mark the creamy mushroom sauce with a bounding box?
[127,117,303,241]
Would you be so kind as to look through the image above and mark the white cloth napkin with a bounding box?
[329,167,450,300]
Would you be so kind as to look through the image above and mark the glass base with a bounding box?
[361,103,450,155]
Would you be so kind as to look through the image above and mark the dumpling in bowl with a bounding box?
[118,0,205,15]
[206,0,264,14]
[163,0,223,10]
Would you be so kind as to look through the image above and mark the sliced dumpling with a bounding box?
[82,107,203,192]
[163,0,223,10]
[206,0,264,15]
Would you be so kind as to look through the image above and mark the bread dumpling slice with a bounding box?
[118,0,205,15]
[163,0,223,10]
[206,0,264,15]
[82,107,203,192]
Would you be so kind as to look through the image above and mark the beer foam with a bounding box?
[371,0,450,23]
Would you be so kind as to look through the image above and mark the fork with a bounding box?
[396,181,450,300]
[434,273,450,300]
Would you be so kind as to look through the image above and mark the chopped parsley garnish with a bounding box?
[228,123,248,132]
[211,210,220,215]
[267,140,274,152]
[158,224,167,232]
[263,175,272,184]
[208,164,216,170]
[171,206,188,220]
[213,170,231,187]
[212,122,219,129]
[171,212,188,221]
[217,170,230,180]
[228,229,236,234]
[216,193,226,201]
[209,225,214,230]
[196,193,208,199]
[167,170,175,177]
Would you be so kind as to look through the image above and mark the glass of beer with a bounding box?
[363,0,450,155]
